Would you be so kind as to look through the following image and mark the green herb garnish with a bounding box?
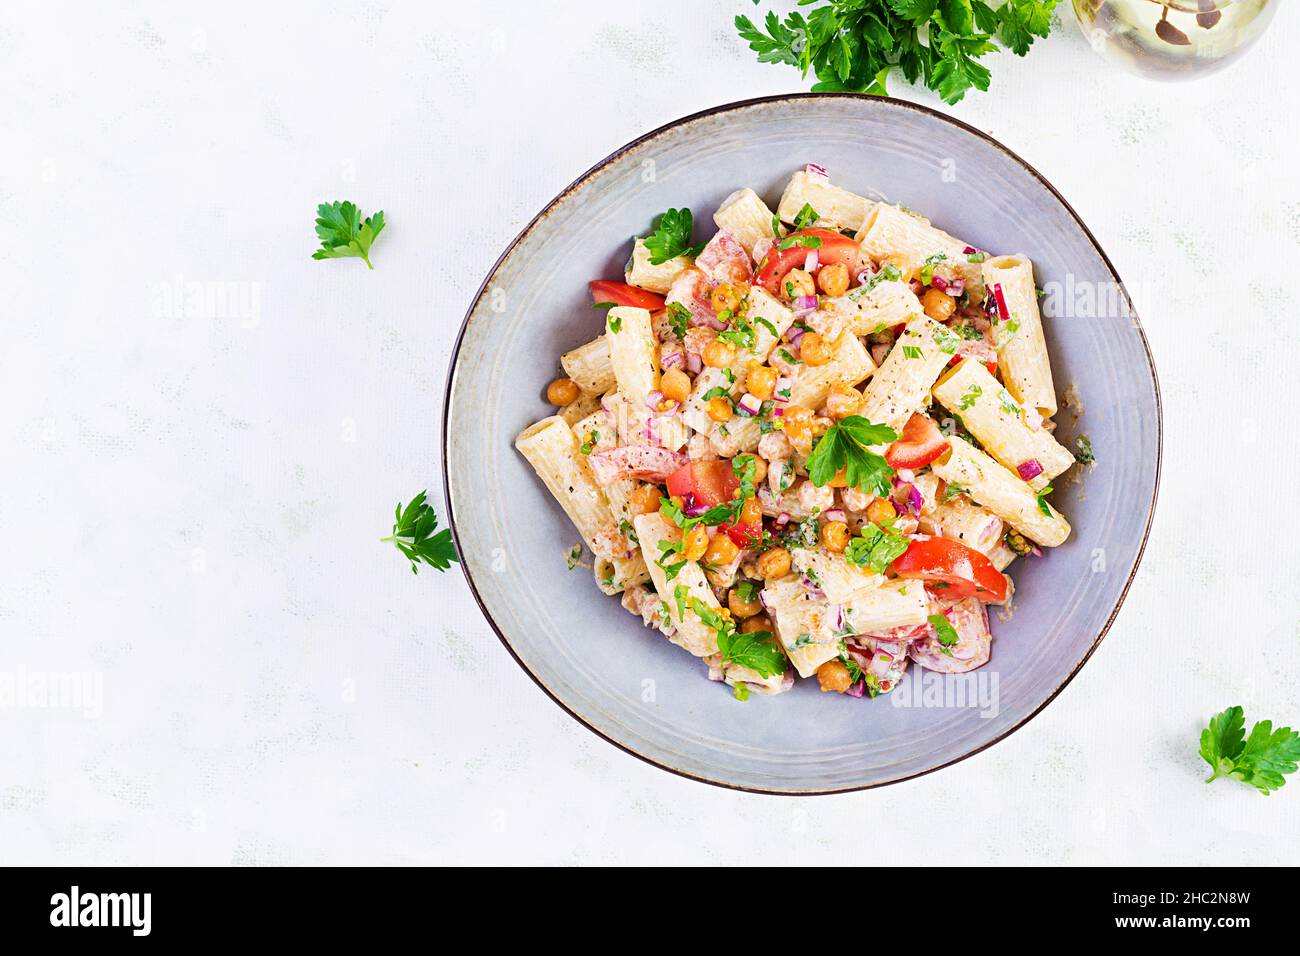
[844,522,909,573]
[805,415,897,495]
[312,201,385,269]
[1201,706,1300,795]
[382,491,457,574]
[643,208,706,264]
[735,0,1061,106]
[691,597,786,678]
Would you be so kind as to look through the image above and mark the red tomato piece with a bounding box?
[885,413,948,470]
[890,537,1009,604]
[755,228,862,296]
[588,280,666,311]
[666,460,762,547]
[666,460,737,508]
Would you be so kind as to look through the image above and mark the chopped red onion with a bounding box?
[845,680,866,698]
[931,275,949,292]
[947,279,966,297]
[701,313,727,332]
[805,162,829,179]
[661,350,684,370]
[685,352,702,374]
[736,393,761,417]
[772,406,784,418]
[785,325,806,347]
[804,250,819,273]
[1017,459,1044,481]
[684,499,709,519]
[775,512,791,527]
[644,389,664,410]
[792,295,818,316]
[962,245,978,255]
[992,282,1011,322]
[825,508,846,523]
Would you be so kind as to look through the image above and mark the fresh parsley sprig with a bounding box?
[736,0,1061,106]
[312,201,386,269]
[690,597,786,679]
[643,208,707,265]
[383,491,458,574]
[805,415,897,496]
[1201,706,1300,795]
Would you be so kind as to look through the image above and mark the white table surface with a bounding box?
[4,0,1298,866]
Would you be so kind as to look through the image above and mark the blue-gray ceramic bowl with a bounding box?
[443,94,1160,794]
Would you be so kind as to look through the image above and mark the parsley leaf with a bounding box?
[792,202,821,229]
[667,302,691,340]
[1201,706,1300,795]
[805,415,897,495]
[656,539,687,580]
[929,612,960,648]
[736,1,1060,106]
[643,208,706,265]
[383,491,457,574]
[1035,483,1054,517]
[690,597,786,679]
[312,201,386,269]
[844,522,910,573]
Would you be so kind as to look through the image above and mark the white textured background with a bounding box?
[3,0,1298,865]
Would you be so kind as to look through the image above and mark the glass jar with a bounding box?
[1072,0,1277,80]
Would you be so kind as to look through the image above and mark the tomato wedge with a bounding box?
[890,537,1008,603]
[667,460,736,506]
[755,228,863,296]
[665,460,761,548]
[885,413,948,470]
[588,280,665,311]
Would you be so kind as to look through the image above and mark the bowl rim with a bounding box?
[441,92,1163,795]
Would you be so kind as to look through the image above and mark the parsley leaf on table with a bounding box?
[383,491,457,574]
[312,201,386,269]
[736,0,1061,106]
[1201,706,1300,795]
[805,415,897,496]
[643,208,706,265]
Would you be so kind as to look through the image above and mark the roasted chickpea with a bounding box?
[781,268,816,301]
[817,659,853,694]
[660,368,691,404]
[728,585,763,620]
[825,383,861,420]
[817,262,850,297]
[746,364,779,401]
[705,534,741,567]
[920,287,956,322]
[702,339,737,369]
[682,525,709,562]
[628,483,662,517]
[738,496,763,529]
[756,547,792,580]
[740,613,773,634]
[546,377,580,406]
[820,520,850,553]
[866,497,898,527]
[706,396,733,423]
[710,283,746,314]
[780,405,814,455]
[799,332,833,366]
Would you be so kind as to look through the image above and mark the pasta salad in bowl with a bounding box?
[517,165,1079,703]
[445,95,1159,792]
